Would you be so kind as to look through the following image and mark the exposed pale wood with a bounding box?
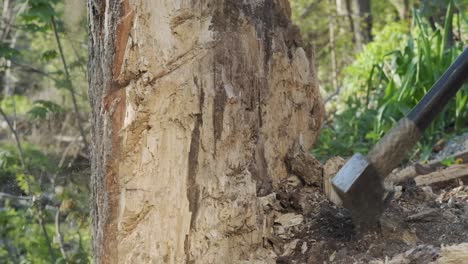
[437,243,468,264]
[323,157,345,205]
[414,164,468,186]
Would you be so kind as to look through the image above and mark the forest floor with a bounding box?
[265,139,468,264]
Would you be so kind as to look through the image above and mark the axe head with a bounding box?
[331,153,385,225]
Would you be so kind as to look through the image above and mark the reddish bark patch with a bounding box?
[101,88,126,264]
[112,0,134,87]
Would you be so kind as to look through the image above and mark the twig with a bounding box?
[0,107,57,257]
[328,1,339,96]
[55,209,69,262]
[64,32,88,81]
[57,134,81,169]
[50,16,89,151]
[0,107,28,176]
[38,214,55,258]
[323,86,342,104]
[10,61,60,81]
[300,1,321,19]
[0,191,32,201]
[405,208,439,222]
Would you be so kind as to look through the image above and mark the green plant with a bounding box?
[314,1,467,162]
[0,0,90,262]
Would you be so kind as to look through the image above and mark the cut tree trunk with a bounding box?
[87,1,323,263]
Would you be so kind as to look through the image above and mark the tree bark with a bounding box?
[87,0,323,263]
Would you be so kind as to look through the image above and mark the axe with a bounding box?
[331,48,468,225]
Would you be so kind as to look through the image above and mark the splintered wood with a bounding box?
[323,156,345,206]
[437,243,468,264]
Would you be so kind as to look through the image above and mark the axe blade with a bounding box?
[332,153,385,224]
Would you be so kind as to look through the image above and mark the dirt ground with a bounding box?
[264,176,468,263]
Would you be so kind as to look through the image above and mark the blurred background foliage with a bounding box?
[0,0,89,262]
[0,0,466,262]
[290,0,467,161]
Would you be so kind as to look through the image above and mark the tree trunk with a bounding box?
[351,0,372,51]
[335,0,347,16]
[389,0,410,20]
[87,0,323,263]
[329,0,338,94]
[336,0,357,47]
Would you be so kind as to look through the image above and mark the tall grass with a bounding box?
[314,1,467,162]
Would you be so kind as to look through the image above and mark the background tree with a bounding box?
[350,0,372,50]
[296,0,468,161]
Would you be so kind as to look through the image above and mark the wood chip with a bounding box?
[323,156,345,206]
[406,209,439,222]
[274,213,304,228]
[281,239,300,256]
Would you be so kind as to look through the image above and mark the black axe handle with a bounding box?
[409,48,468,130]
[367,48,468,180]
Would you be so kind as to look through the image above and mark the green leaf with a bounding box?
[440,157,455,167]
[54,78,72,89]
[27,100,63,120]
[365,131,381,141]
[0,43,20,60]
[41,50,58,62]
[21,22,49,32]
[22,1,56,23]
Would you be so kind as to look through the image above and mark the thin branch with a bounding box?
[0,106,56,257]
[63,32,88,81]
[55,209,69,262]
[324,86,342,104]
[38,215,55,259]
[0,106,28,174]
[0,191,32,201]
[9,61,61,81]
[300,1,322,19]
[50,16,89,151]
[58,134,80,169]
